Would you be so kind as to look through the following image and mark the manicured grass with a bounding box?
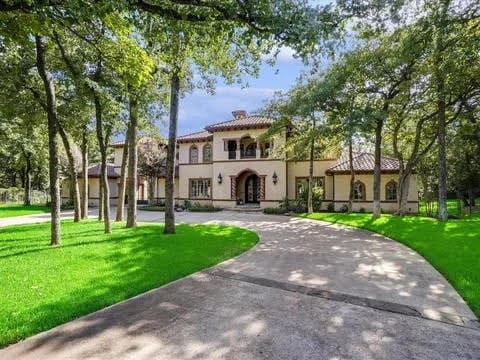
[0,220,258,347]
[301,212,480,318]
[0,203,49,218]
[419,198,480,217]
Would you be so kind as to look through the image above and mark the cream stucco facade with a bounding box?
[64,111,419,213]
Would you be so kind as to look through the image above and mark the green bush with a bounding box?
[189,203,222,212]
[327,203,335,212]
[297,185,323,212]
[359,207,366,213]
[339,204,349,213]
[263,207,288,215]
[139,205,165,211]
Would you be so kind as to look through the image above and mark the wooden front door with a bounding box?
[245,174,259,203]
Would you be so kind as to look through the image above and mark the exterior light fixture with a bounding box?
[217,173,223,184]
[272,171,278,185]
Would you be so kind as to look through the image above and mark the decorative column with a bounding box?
[259,175,266,201]
[255,142,261,159]
[236,139,240,160]
[230,176,237,200]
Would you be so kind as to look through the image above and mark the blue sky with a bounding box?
[163,0,336,137]
[172,48,308,137]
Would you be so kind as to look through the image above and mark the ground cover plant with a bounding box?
[0,220,258,347]
[0,204,49,218]
[301,212,480,318]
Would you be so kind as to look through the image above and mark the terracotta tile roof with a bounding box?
[177,130,213,143]
[111,140,125,148]
[326,152,400,174]
[80,164,120,178]
[205,114,272,132]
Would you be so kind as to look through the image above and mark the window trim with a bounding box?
[353,180,366,201]
[295,176,325,199]
[189,145,199,164]
[189,178,212,199]
[202,143,212,163]
[385,180,397,201]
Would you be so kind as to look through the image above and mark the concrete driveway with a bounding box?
[1,210,479,359]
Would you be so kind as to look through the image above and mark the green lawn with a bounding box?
[419,198,480,217]
[0,203,49,218]
[301,212,480,318]
[0,220,258,347]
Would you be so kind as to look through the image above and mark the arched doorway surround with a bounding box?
[230,169,266,204]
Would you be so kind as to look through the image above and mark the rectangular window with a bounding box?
[295,177,325,199]
[189,178,212,199]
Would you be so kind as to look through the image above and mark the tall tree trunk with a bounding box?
[58,125,81,222]
[372,118,383,218]
[148,177,155,205]
[98,179,104,221]
[23,152,32,206]
[348,138,354,213]
[126,94,138,228]
[81,125,89,219]
[164,72,180,234]
[435,0,450,222]
[116,135,129,221]
[397,171,411,215]
[307,119,315,213]
[94,92,111,233]
[35,35,60,246]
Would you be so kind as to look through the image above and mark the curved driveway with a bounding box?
[1,210,480,359]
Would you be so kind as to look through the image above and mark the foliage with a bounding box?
[0,220,258,347]
[263,207,288,215]
[188,203,223,212]
[297,186,323,212]
[301,212,480,318]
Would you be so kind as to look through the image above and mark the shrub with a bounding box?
[327,203,335,212]
[339,204,349,213]
[139,205,165,211]
[189,203,222,212]
[263,207,288,215]
[183,199,192,210]
[297,185,323,212]
[359,207,366,213]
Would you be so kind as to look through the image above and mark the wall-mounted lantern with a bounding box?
[272,171,278,185]
[217,173,223,184]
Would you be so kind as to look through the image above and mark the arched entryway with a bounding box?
[230,169,266,204]
[244,174,259,203]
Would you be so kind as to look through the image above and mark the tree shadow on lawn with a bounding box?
[0,222,257,347]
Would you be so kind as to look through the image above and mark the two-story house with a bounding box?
[68,110,419,213]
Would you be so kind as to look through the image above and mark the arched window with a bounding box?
[203,143,212,163]
[189,145,198,164]
[353,181,366,201]
[385,180,397,201]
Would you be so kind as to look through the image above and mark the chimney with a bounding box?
[232,110,247,119]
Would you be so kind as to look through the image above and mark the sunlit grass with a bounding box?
[0,204,49,218]
[301,212,480,319]
[0,220,258,347]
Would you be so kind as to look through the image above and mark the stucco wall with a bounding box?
[211,160,286,202]
[332,173,419,213]
[286,160,338,200]
[178,141,212,164]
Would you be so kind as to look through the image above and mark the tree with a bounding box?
[138,141,166,205]
[35,35,61,245]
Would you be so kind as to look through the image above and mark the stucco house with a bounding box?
[66,110,419,213]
